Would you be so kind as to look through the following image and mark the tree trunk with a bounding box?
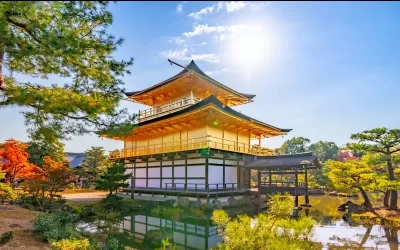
[384,190,390,207]
[384,227,399,250]
[359,226,372,248]
[386,153,398,210]
[359,188,373,211]
[390,190,398,210]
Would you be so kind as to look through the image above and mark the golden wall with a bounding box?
[124,125,251,154]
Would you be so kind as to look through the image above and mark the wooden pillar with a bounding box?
[130,176,134,199]
[160,159,163,189]
[185,154,188,190]
[146,159,149,188]
[258,136,262,154]
[294,168,299,207]
[205,154,209,190]
[222,157,226,189]
[305,167,310,206]
[172,157,175,190]
[268,169,272,187]
[257,170,261,200]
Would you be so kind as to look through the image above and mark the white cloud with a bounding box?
[168,36,186,45]
[182,24,247,38]
[193,42,207,47]
[176,3,183,13]
[191,53,220,63]
[226,1,247,12]
[204,68,228,76]
[160,48,220,63]
[217,2,224,12]
[188,5,214,20]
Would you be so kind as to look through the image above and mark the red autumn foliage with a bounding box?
[338,151,360,162]
[25,156,74,200]
[0,139,40,183]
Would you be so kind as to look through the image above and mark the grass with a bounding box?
[121,199,148,206]
[58,189,105,194]
[352,208,400,228]
[0,205,50,250]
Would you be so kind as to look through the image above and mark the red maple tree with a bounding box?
[0,139,40,183]
[338,150,360,162]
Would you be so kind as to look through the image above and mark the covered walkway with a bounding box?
[245,152,321,206]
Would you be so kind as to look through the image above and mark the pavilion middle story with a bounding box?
[101,60,292,195]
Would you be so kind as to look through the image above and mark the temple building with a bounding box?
[101,60,307,199]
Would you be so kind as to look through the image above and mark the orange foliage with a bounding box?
[0,139,40,182]
[25,156,73,199]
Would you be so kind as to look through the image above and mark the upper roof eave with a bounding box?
[124,60,256,101]
[137,94,291,135]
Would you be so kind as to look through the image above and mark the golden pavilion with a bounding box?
[102,60,296,197]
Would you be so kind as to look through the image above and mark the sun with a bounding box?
[227,25,270,70]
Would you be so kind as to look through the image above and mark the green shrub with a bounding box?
[79,204,97,218]
[0,183,17,204]
[50,238,91,250]
[0,231,13,245]
[102,194,123,212]
[33,211,80,242]
[105,236,122,250]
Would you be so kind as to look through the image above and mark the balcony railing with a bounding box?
[109,135,275,159]
[138,96,201,122]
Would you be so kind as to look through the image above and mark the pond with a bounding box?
[81,195,400,249]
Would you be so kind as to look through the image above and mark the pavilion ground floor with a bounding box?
[113,149,320,207]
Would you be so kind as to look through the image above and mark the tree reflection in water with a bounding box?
[116,195,399,249]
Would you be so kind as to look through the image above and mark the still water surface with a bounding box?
[83,196,400,249]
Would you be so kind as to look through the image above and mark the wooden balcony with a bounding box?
[109,135,275,159]
[138,96,201,122]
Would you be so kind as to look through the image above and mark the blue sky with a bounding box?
[1,1,400,153]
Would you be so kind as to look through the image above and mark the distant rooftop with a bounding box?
[65,152,85,168]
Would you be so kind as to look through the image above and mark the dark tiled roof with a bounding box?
[65,152,85,168]
[244,152,321,169]
[138,94,291,133]
[124,60,256,100]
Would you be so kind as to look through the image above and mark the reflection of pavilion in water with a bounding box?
[121,214,222,249]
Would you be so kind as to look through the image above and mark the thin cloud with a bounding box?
[168,24,246,45]
[183,24,247,38]
[226,1,246,12]
[205,68,228,76]
[217,1,267,13]
[188,5,214,20]
[176,4,183,13]
[160,48,220,63]
[168,36,186,45]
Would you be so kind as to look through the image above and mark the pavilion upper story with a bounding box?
[101,60,291,159]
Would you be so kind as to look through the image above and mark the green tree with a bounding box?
[0,2,133,142]
[348,128,400,210]
[309,141,339,162]
[326,160,375,210]
[313,165,331,189]
[95,162,130,194]
[27,137,65,167]
[81,146,110,183]
[362,152,400,207]
[280,137,310,154]
[212,193,318,250]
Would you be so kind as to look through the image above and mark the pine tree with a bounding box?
[95,162,130,194]
[0,2,134,142]
[348,128,400,210]
[81,146,110,183]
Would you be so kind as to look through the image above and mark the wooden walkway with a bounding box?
[122,187,248,198]
[249,187,308,196]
